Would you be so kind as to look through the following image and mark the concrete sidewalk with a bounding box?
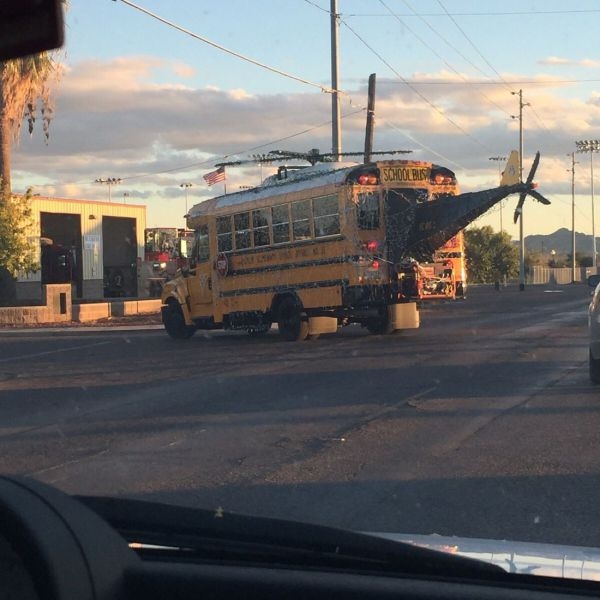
[0,312,164,334]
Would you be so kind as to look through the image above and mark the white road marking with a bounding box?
[0,340,112,364]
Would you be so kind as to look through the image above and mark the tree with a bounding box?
[464,226,519,283]
[0,52,59,199]
[566,252,592,268]
[0,187,38,305]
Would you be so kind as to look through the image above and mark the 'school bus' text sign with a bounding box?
[380,165,430,186]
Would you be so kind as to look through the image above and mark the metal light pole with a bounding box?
[489,156,507,231]
[567,152,577,283]
[180,183,192,218]
[94,177,121,202]
[575,139,600,271]
[511,89,529,291]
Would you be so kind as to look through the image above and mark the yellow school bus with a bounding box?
[160,159,460,341]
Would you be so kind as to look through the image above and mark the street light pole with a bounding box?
[567,152,577,283]
[180,183,192,219]
[488,155,507,232]
[511,89,529,291]
[94,177,121,202]
[575,139,600,271]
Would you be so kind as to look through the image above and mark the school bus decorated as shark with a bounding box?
[160,152,548,341]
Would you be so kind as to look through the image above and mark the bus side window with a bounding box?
[234,212,251,250]
[216,216,232,252]
[313,195,340,237]
[357,191,380,229]
[198,225,210,262]
[292,199,312,241]
[253,208,270,247]
[190,225,209,267]
[272,204,290,244]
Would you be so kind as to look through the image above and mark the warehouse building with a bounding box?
[17,196,146,301]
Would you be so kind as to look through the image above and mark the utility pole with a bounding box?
[567,152,577,283]
[330,0,341,161]
[364,73,376,163]
[511,89,529,291]
[575,139,600,271]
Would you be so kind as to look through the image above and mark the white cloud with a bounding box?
[10,56,600,234]
[539,56,600,68]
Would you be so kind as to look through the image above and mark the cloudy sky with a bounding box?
[11,0,600,241]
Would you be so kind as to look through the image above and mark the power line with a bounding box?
[302,0,329,14]
[383,78,600,85]
[340,18,492,154]
[379,0,512,118]
[377,117,466,170]
[342,9,600,17]
[29,107,366,189]
[436,0,514,94]
[115,0,337,94]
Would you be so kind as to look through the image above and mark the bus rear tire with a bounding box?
[277,297,309,341]
[162,300,196,340]
[366,308,394,335]
[590,350,600,384]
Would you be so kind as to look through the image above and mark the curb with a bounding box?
[0,324,165,334]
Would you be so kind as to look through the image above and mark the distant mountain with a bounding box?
[525,227,596,256]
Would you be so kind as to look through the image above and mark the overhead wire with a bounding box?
[29,107,367,190]
[435,0,514,94]
[339,18,490,158]
[343,8,600,18]
[384,78,600,85]
[117,107,366,182]
[116,0,337,94]
[380,0,512,118]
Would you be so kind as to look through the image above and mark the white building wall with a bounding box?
[17,196,147,300]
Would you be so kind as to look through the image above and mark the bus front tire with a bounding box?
[162,301,196,340]
[277,297,309,341]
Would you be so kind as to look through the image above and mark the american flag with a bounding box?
[203,166,226,186]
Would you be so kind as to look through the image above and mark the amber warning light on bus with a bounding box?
[357,174,379,185]
[430,168,456,186]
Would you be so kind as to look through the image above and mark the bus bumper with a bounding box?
[389,302,420,330]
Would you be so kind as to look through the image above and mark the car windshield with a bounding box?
[2,0,600,583]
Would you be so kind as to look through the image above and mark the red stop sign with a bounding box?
[216,252,228,277]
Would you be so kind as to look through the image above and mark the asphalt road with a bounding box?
[0,283,598,547]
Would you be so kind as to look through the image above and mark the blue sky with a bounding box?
[11,1,600,241]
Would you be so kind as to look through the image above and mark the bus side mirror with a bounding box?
[0,0,64,61]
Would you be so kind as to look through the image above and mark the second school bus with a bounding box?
[160,159,465,341]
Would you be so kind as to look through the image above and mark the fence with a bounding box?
[529,266,596,285]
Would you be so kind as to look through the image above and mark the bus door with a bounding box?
[187,225,213,315]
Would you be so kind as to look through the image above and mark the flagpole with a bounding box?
[223,166,227,194]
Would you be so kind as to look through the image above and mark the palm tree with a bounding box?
[0,52,58,199]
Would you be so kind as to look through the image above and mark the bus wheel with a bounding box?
[162,300,196,340]
[366,308,393,335]
[277,297,309,341]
